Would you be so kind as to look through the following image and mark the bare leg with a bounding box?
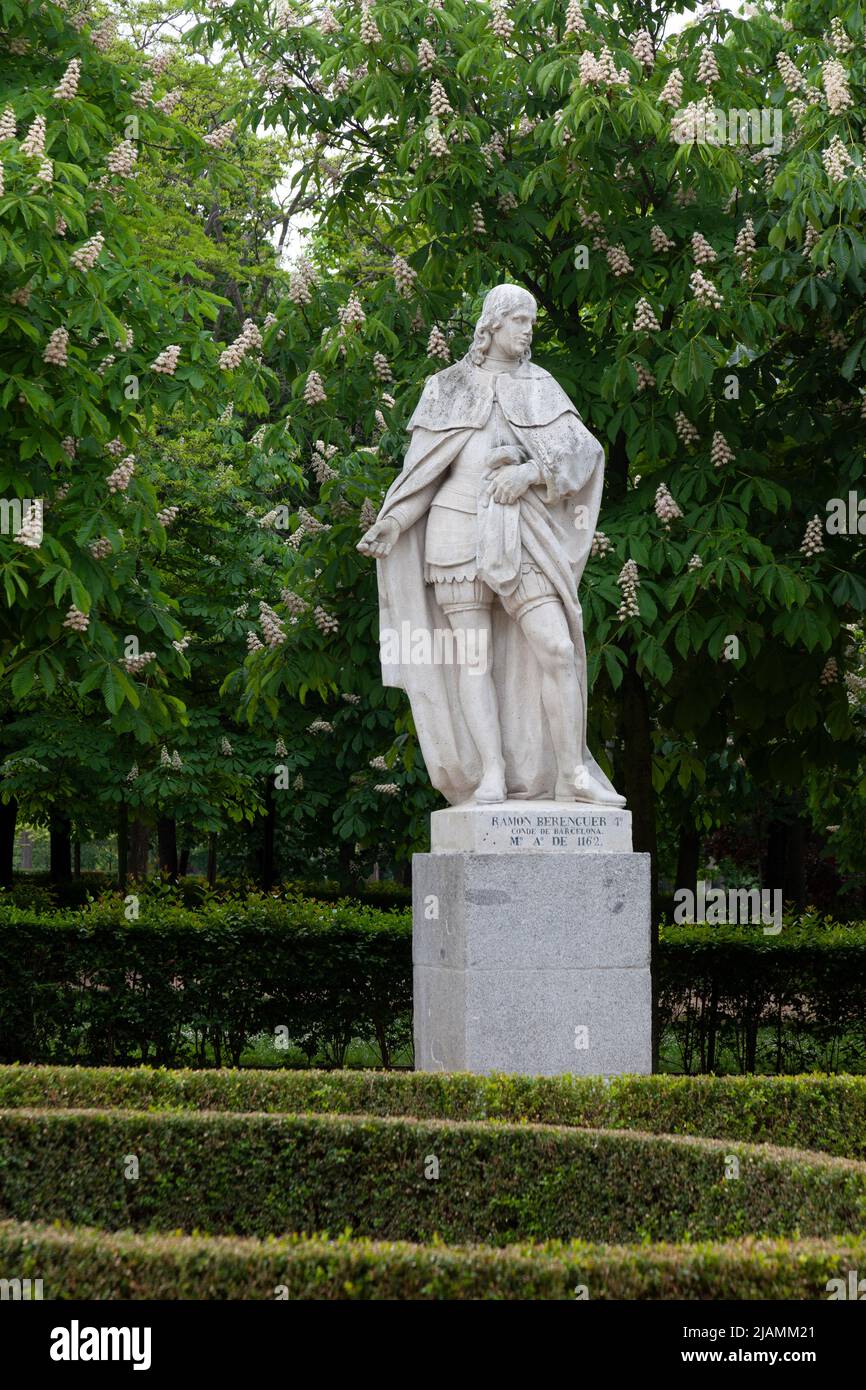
[445,607,506,802]
[517,601,582,798]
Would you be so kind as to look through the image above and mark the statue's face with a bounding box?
[489,306,534,360]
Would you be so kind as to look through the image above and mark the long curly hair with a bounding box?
[468,283,537,366]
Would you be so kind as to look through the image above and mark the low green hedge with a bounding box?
[0,898,411,1068]
[2,1219,864,1300]
[2,904,866,1072]
[1,1107,864,1243]
[2,1067,864,1158]
[658,919,866,1074]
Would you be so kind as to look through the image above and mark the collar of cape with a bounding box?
[406,353,580,432]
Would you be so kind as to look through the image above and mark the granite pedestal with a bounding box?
[413,801,651,1076]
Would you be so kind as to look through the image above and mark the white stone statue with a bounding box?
[358,283,625,809]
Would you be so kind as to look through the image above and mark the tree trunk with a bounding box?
[784,815,807,910]
[260,779,276,889]
[157,816,178,879]
[117,803,129,891]
[207,833,217,888]
[0,798,16,889]
[73,840,81,877]
[675,825,701,901]
[128,818,149,878]
[619,648,659,1067]
[49,815,72,883]
[178,846,190,877]
[763,820,787,896]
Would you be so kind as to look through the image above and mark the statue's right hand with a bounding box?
[357,515,400,558]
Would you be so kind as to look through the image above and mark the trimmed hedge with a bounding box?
[1,1107,865,1243]
[2,1219,864,1300]
[2,905,866,1072]
[1,1067,865,1159]
[0,898,411,1068]
[658,920,866,1074]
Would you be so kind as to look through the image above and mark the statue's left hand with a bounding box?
[487,462,537,504]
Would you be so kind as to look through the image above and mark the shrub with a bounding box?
[0,898,411,1068]
[2,903,865,1072]
[1,1108,864,1244]
[1,1066,864,1158]
[1,1219,864,1300]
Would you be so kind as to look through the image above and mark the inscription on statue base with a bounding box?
[430,801,632,855]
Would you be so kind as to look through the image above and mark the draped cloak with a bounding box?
[375,354,616,806]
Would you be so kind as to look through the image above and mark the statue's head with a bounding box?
[469,283,537,366]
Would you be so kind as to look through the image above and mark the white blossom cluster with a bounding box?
[822,58,853,116]
[691,231,716,265]
[70,232,104,271]
[106,455,135,493]
[590,531,612,558]
[690,268,723,309]
[429,79,452,117]
[633,297,660,333]
[710,431,735,467]
[304,370,327,404]
[564,0,587,36]
[650,224,675,253]
[219,318,262,370]
[427,325,449,360]
[675,412,700,446]
[360,1,381,44]
[659,67,683,106]
[257,600,284,647]
[800,515,825,557]
[338,291,365,327]
[63,605,89,632]
[14,503,42,548]
[122,650,156,674]
[157,506,180,527]
[21,115,46,158]
[820,656,838,685]
[314,606,338,634]
[578,45,630,87]
[392,254,417,297]
[204,120,236,149]
[617,559,640,620]
[696,43,720,87]
[606,244,632,276]
[734,217,756,272]
[106,140,138,176]
[281,589,307,615]
[490,3,513,41]
[373,351,393,382]
[89,536,112,559]
[312,439,338,482]
[150,344,181,374]
[43,326,69,366]
[631,29,654,68]
[53,58,81,100]
[775,52,804,92]
[654,482,683,527]
[289,257,317,305]
[822,135,854,182]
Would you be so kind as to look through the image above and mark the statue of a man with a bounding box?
[358,282,625,809]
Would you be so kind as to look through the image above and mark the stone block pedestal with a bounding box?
[412,801,651,1076]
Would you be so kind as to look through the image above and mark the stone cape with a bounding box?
[375,354,617,806]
